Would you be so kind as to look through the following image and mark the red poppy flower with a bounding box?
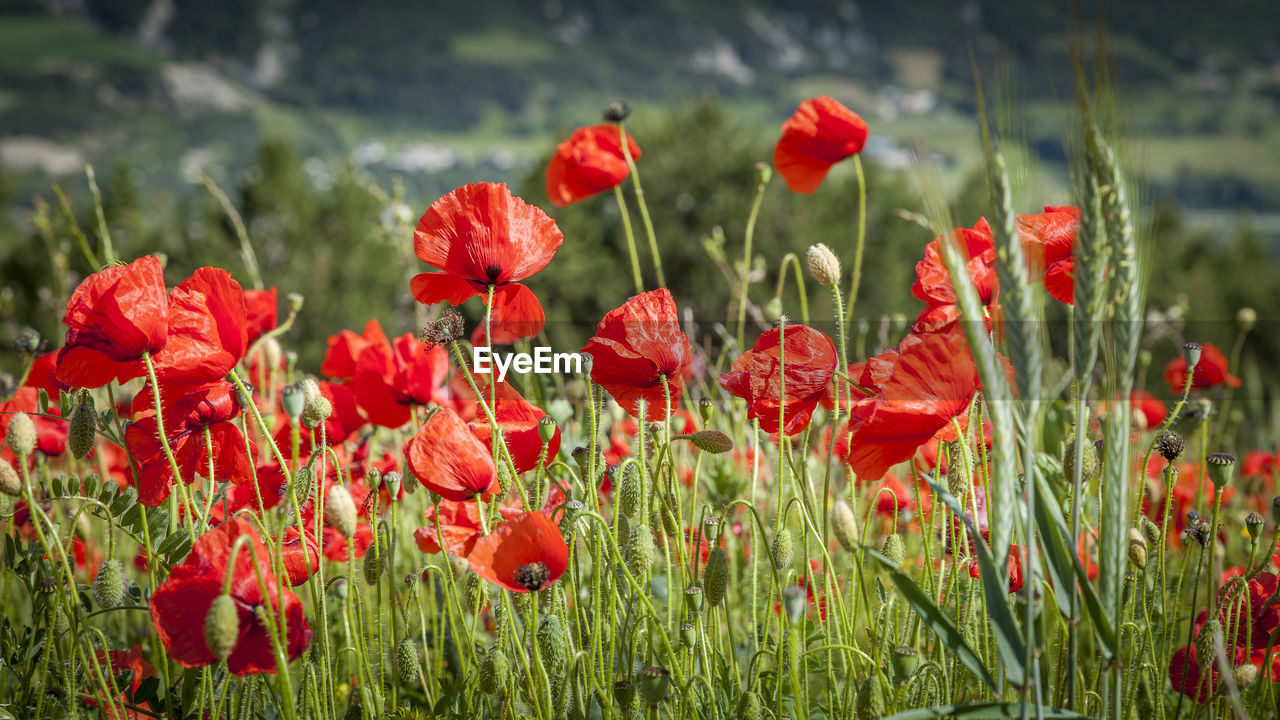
[152,267,249,389]
[149,517,310,675]
[411,183,563,341]
[322,319,390,382]
[836,327,981,481]
[1131,390,1168,429]
[1017,206,1079,305]
[25,351,68,398]
[1244,450,1280,482]
[244,288,278,344]
[56,255,169,388]
[467,380,561,474]
[1164,342,1241,393]
[911,219,999,334]
[125,381,256,507]
[968,544,1024,593]
[545,124,641,207]
[279,528,321,586]
[414,499,504,556]
[773,96,868,193]
[465,511,569,592]
[90,645,155,718]
[352,333,451,428]
[582,289,692,422]
[718,324,837,436]
[213,459,295,519]
[404,408,499,501]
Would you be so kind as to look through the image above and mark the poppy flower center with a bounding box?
[484,264,502,283]
[513,561,550,591]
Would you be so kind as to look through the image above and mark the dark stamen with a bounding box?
[484,264,502,283]
[513,562,550,591]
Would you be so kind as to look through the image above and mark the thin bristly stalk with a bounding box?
[616,121,664,287]
[843,156,868,323]
[737,167,770,348]
[613,184,645,294]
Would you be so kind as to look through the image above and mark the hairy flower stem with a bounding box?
[612,184,645,293]
[842,156,868,322]
[615,122,663,287]
[736,170,769,348]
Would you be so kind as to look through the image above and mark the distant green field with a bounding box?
[0,15,161,69]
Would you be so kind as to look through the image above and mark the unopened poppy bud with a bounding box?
[613,680,635,709]
[684,583,705,614]
[764,297,783,323]
[891,645,920,679]
[617,464,642,519]
[689,429,733,454]
[856,675,885,720]
[6,412,36,457]
[0,459,22,496]
[659,492,679,536]
[1234,663,1259,688]
[332,577,348,599]
[383,471,402,500]
[704,547,729,607]
[1236,307,1257,334]
[881,533,906,568]
[1142,516,1161,547]
[395,637,419,685]
[1182,342,1202,371]
[806,243,841,288]
[362,548,384,585]
[205,594,240,661]
[766,529,792,571]
[537,415,557,445]
[326,484,358,538]
[782,584,807,622]
[735,690,763,720]
[1206,453,1236,489]
[68,391,97,459]
[14,328,42,355]
[832,499,859,553]
[1127,528,1148,570]
[464,572,488,615]
[1247,511,1266,541]
[1062,431,1100,484]
[478,648,510,694]
[1196,619,1221,669]
[625,524,655,577]
[639,666,671,706]
[603,101,631,123]
[698,396,715,424]
[281,383,305,420]
[537,614,568,673]
[93,559,124,609]
[1155,432,1186,463]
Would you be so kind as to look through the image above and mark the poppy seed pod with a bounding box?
[613,680,635,710]
[704,547,729,607]
[832,499,859,553]
[68,392,97,459]
[1182,342,1202,371]
[93,559,124,609]
[603,101,631,123]
[680,621,696,647]
[204,594,240,662]
[281,383,305,420]
[770,529,795,571]
[1206,453,1237,489]
[891,645,921,680]
[395,637,420,685]
[639,666,671,706]
[537,415,557,445]
[698,396,715,424]
[689,429,734,454]
[684,583,705,614]
[1155,432,1187,463]
[478,648,509,694]
[881,534,907,568]
[0,459,21,497]
[755,161,773,186]
[383,471,402,500]
[326,484,358,539]
[537,614,568,673]
[625,525,656,577]
[735,690,763,720]
[6,412,36,457]
[806,243,842,288]
[1247,511,1266,541]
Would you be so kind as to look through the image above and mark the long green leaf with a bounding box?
[864,549,1001,695]
[930,480,1028,688]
